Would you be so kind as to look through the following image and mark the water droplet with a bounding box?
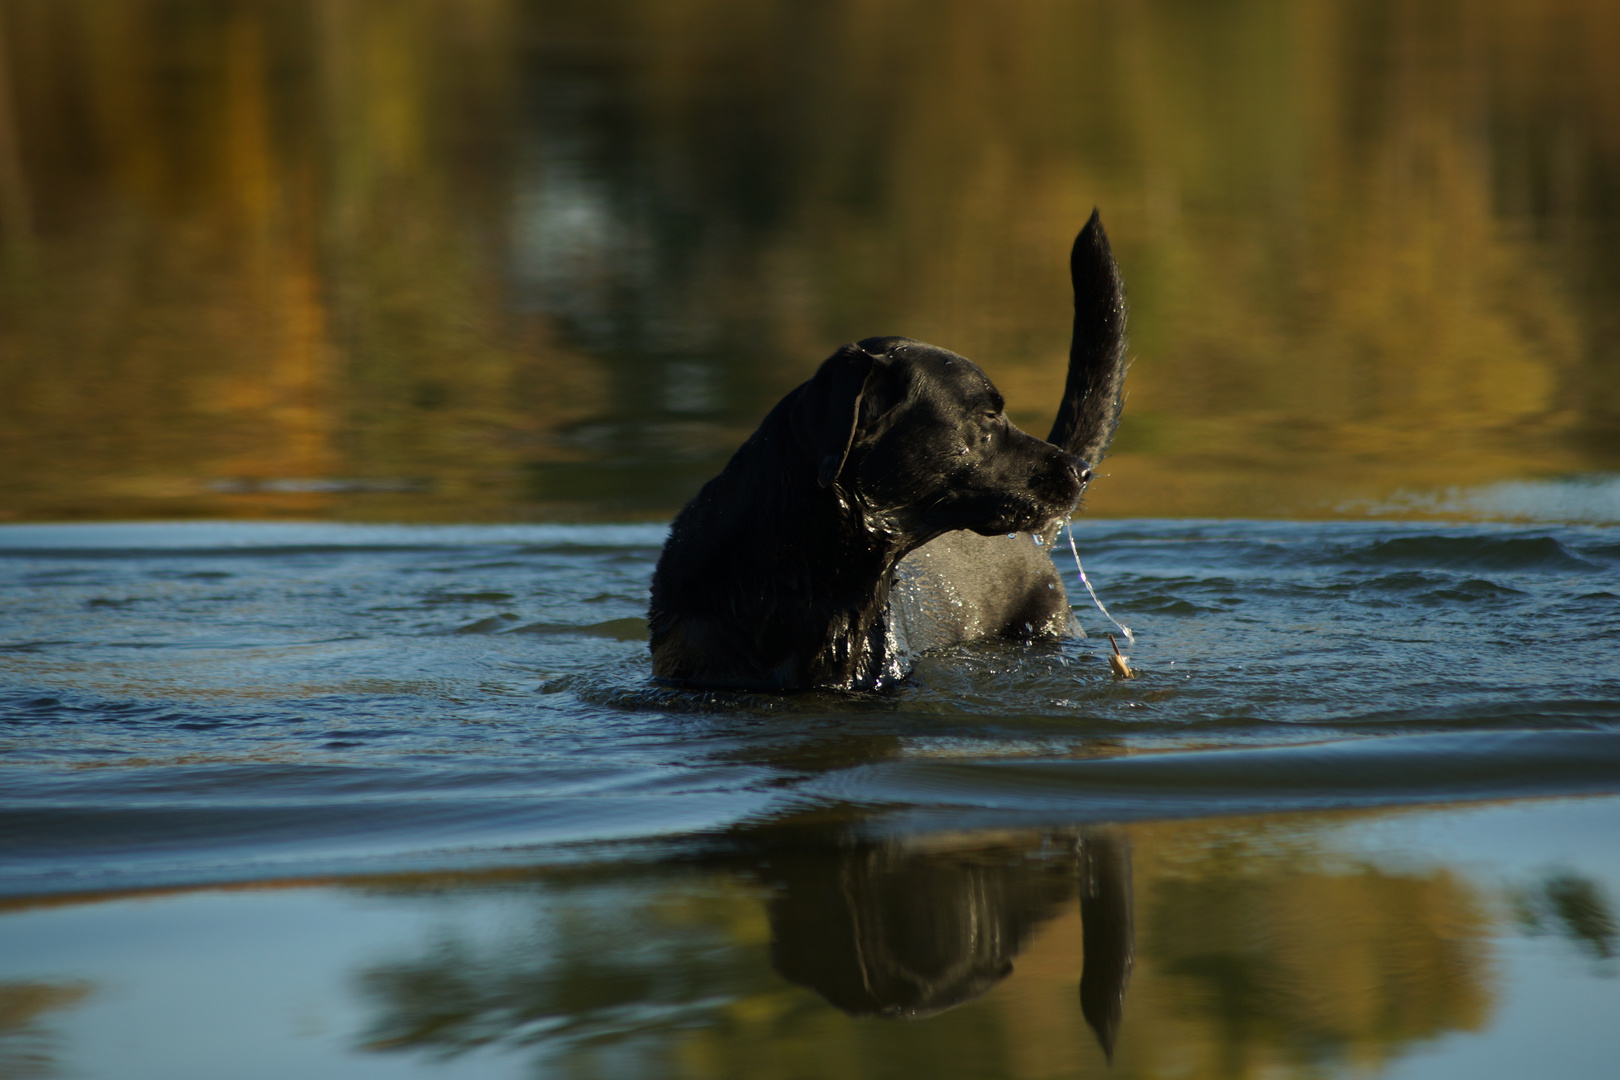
[1065,523,1133,644]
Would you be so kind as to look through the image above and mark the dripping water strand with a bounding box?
[1065,522,1133,645]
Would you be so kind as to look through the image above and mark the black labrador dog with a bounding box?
[649,211,1128,691]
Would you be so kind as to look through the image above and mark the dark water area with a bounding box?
[3,520,1618,1078]
[3,1,1620,1077]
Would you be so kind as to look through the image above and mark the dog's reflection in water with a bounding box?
[763,830,1134,1058]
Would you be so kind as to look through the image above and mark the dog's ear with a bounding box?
[791,344,880,487]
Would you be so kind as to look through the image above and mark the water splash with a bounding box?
[1065,522,1134,645]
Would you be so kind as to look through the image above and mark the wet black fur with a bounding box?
[648,211,1129,690]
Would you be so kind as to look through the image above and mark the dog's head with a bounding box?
[790,337,1088,544]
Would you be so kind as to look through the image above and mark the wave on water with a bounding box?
[797,729,1620,822]
[1336,534,1603,572]
[1,518,1617,895]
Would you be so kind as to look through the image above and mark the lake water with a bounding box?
[2,518,1617,1078]
[3,1,1620,1077]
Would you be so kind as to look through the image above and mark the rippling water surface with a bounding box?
[2,519,1617,1079]
[3,518,1617,889]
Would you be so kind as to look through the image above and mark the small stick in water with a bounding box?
[1107,634,1135,680]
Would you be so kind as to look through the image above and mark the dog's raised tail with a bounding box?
[1047,209,1129,469]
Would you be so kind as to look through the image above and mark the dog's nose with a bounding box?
[1069,456,1093,486]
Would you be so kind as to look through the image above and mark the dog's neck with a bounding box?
[757,477,922,690]
[648,439,930,691]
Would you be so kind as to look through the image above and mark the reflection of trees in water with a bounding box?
[0,981,93,1080]
[354,874,762,1058]
[1513,869,1618,965]
[1139,829,1494,1078]
[2,0,1619,519]
[353,817,1501,1079]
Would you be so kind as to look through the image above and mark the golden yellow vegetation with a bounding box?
[0,0,1615,520]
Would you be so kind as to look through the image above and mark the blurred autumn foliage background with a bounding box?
[0,0,1616,521]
